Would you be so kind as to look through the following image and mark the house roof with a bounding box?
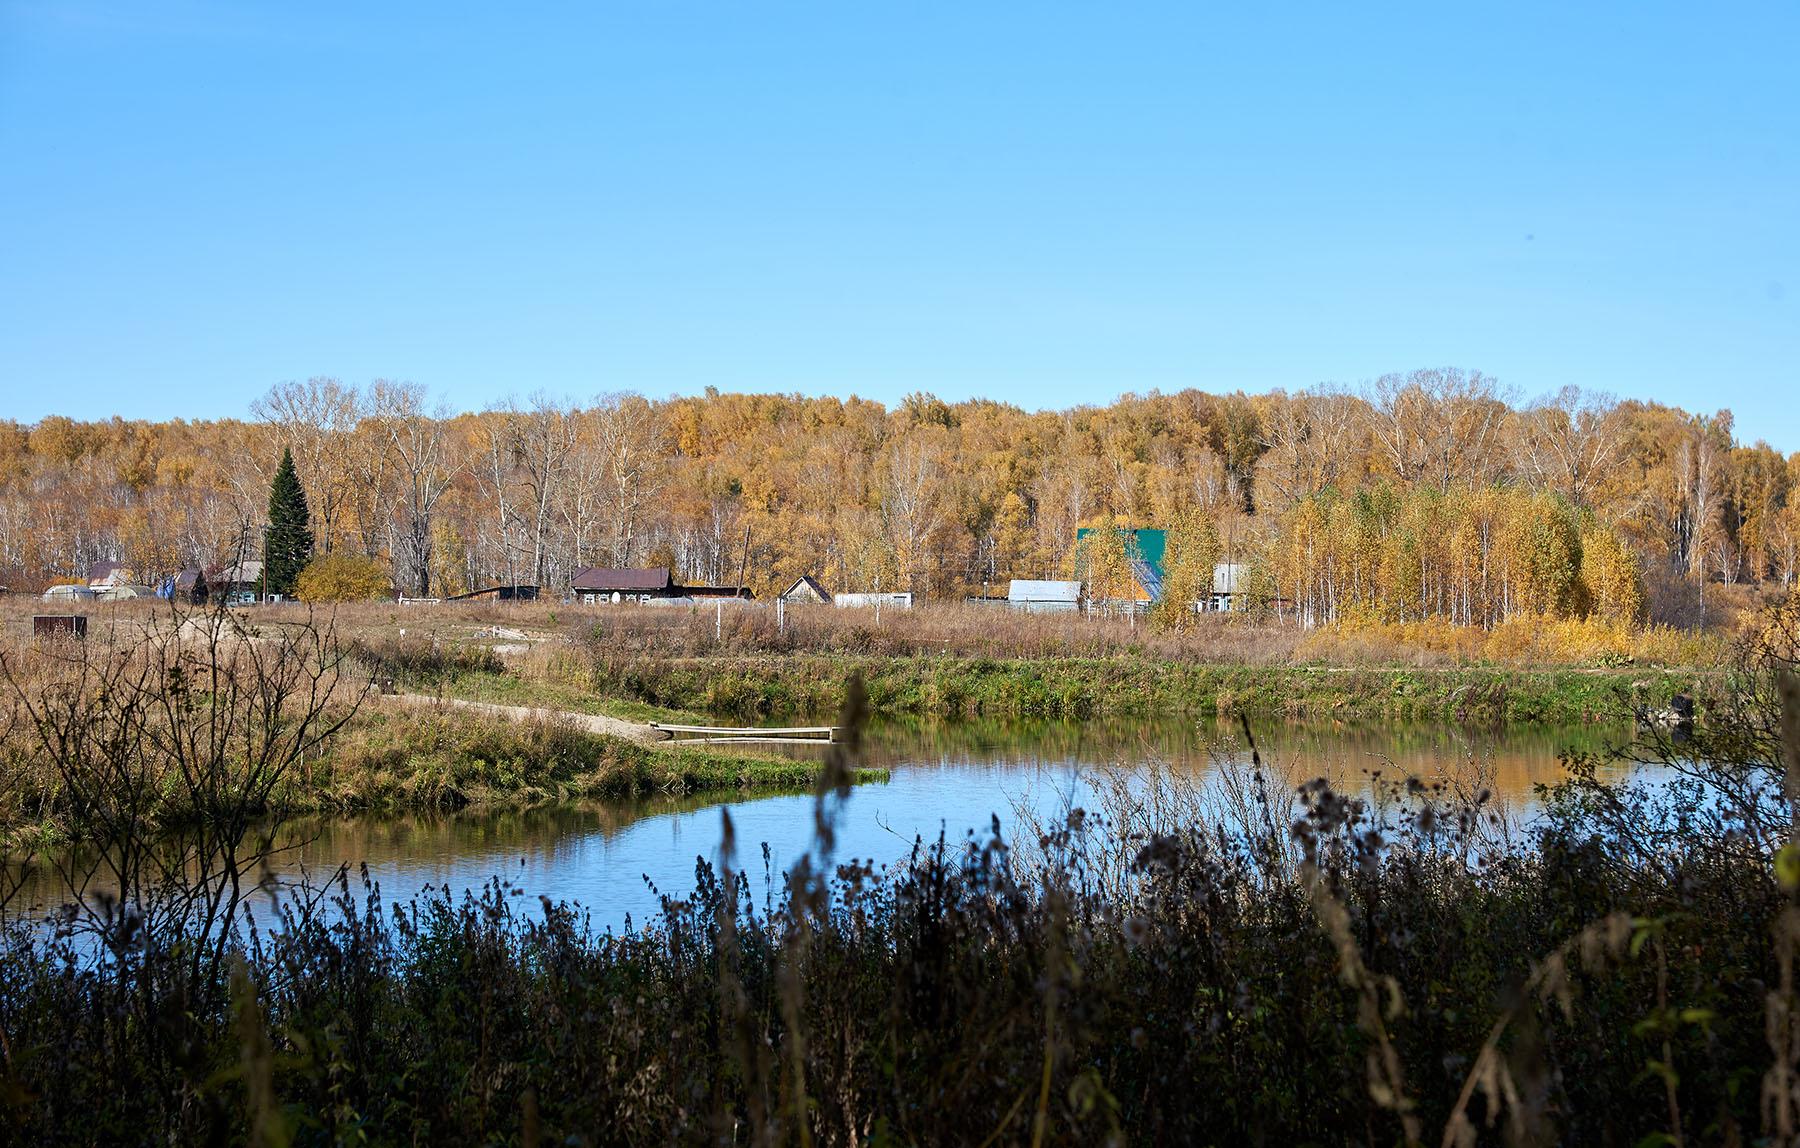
[445,584,537,601]
[173,568,205,589]
[779,575,832,602]
[214,559,264,585]
[570,566,674,592]
[1008,580,1083,603]
[1129,558,1164,603]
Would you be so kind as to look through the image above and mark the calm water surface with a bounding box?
[243,714,1637,932]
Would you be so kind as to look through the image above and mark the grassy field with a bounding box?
[151,596,1723,726]
[576,652,1707,724]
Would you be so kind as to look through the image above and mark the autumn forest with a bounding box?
[3,368,1795,629]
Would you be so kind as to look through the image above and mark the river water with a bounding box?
[159,714,1634,934]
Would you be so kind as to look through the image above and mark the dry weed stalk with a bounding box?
[1764,671,1800,1143]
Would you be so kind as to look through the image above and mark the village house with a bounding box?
[211,559,265,605]
[1208,563,1249,612]
[571,566,679,603]
[86,560,137,588]
[570,566,752,604]
[1074,526,1167,613]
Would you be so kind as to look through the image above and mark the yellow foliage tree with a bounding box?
[1072,519,1136,607]
[1155,510,1221,630]
[295,553,393,603]
[1579,527,1644,624]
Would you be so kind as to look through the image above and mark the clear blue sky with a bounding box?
[2,2,1796,446]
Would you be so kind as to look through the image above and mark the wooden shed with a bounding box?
[778,575,832,605]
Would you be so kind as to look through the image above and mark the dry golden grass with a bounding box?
[0,590,1735,689]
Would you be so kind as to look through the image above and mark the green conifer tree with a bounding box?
[263,447,314,598]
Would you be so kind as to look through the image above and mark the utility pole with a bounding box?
[734,523,751,598]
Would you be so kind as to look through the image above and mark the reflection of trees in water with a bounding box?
[834,714,1635,803]
[12,788,812,917]
[278,786,816,874]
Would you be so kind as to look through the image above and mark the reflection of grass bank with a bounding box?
[1,704,884,845]
[308,706,885,815]
[281,785,815,866]
[591,655,1706,725]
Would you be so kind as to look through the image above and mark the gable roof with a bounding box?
[213,559,263,585]
[87,560,130,586]
[779,575,832,602]
[570,566,674,592]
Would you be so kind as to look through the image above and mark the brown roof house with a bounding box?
[87,560,137,588]
[570,566,679,603]
[570,566,754,604]
[212,560,265,605]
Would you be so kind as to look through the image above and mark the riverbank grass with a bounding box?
[306,704,885,815]
[582,653,1707,725]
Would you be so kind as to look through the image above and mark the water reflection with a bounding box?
[15,716,1637,935]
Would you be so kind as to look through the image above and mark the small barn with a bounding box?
[162,568,209,605]
[1007,580,1083,614]
[446,585,539,603]
[681,584,754,600]
[779,575,832,605]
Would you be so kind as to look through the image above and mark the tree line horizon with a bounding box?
[2,368,1794,627]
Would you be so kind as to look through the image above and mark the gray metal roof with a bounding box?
[1008,579,1082,603]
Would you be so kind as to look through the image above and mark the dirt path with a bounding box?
[383,691,664,744]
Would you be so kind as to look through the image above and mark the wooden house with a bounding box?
[212,560,264,605]
[571,566,679,603]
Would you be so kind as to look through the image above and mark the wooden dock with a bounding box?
[652,722,840,746]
